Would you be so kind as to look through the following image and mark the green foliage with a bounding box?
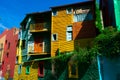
[94,27,120,57]
[52,52,72,63]
[95,3,103,32]
[74,48,93,63]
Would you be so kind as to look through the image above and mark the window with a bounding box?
[6,53,9,58]
[22,23,27,30]
[73,9,93,22]
[0,43,3,48]
[18,65,22,74]
[68,62,78,78]
[52,10,57,16]
[66,8,72,14]
[26,66,30,74]
[38,62,44,77]
[5,40,7,44]
[66,26,72,41]
[16,56,18,64]
[74,13,93,22]
[8,42,10,49]
[0,43,3,51]
[52,34,57,41]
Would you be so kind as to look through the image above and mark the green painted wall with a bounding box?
[114,0,120,31]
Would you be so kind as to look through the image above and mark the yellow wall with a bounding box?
[14,61,39,80]
[13,65,19,80]
[18,40,22,64]
[13,40,22,79]
[51,8,74,57]
[0,35,6,63]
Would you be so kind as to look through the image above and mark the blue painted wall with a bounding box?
[100,57,120,80]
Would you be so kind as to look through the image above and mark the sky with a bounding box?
[0,0,89,33]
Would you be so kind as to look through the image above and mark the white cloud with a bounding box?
[0,23,8,29]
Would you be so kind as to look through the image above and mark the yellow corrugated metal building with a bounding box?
[51,7,74,57]
[51,1,96,57]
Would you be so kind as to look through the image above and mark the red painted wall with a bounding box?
[73,20,96,40]
[0,28,18,79]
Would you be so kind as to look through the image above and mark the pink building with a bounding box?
[0,28,18,79]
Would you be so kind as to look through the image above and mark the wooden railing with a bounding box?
[29,23,49,32]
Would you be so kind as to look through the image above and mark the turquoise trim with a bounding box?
[97,55,102,80]
[18,65,22,74]
[26,66,30,74]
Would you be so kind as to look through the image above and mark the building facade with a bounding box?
[14,11,51,80]
[0,28,18,80]
[14,1,97,80]
[51,1,96,57]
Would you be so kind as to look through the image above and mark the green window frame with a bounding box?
[18,65,22,74]
[26,66,30,74]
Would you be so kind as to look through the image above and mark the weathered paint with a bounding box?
[0,28,18,79]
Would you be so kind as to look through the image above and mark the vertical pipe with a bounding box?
[97,55,102,80]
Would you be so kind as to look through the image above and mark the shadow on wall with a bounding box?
[73,7,97,48]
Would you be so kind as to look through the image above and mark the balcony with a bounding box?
[28,52,49,56]
[27,42,50,56]
[29,23,50,32]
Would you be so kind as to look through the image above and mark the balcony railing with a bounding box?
[28,44,50,55]
[29,23,50,32]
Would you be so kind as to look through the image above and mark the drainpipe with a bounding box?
[97,55,102,80]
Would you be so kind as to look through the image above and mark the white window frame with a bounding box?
[66,8,72,14]
[52,33,58,41]
[52,10,58,16]
[66,26,72,41]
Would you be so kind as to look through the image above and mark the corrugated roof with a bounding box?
[26,10,51,16]
[20,10,51,25]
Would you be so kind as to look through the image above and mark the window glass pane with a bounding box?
[52,34,57,41]
[18,65,22,74]
[73,12,93,22]
[71,64,76,75]
[52,10,57,16]
[74,15,77,22]
[66,26,72,41]
[66,8,72,14]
